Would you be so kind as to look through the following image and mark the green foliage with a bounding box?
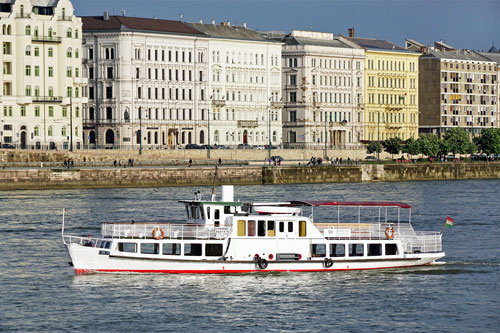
[403,137,420,157]
[417,134,440,157]
[439,140,450,156]
[465,142,476,155]
[474,128,500,155]
[367,141,382,154]
[443,127,471,154]
[383,137,403,156]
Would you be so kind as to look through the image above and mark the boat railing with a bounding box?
[63,235,101,247]
[316,222,442,253]
[101,222,232,240]
[400,231,442,254]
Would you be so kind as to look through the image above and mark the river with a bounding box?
[0,180,498,331]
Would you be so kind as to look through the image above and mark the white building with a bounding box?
[0,0,86,149]
[81,15,282,149]
[280,30,365,149]
[188,21,283,148]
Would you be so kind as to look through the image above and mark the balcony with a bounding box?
[16,13,31,18]
[237,120,259,128]
[58,15,73,21]
[32,96,63,103]
[32,36,62,43]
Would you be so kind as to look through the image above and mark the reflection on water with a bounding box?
[0,180,499,331]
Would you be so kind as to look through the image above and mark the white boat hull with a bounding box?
[67,243,445,274]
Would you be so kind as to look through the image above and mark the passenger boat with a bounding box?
[62,185,445,274]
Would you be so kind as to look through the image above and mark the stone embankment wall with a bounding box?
[0,163,499,190]
[0,167,263,190]
[262,163,500,184]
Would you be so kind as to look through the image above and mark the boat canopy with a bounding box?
[286,201,412,209]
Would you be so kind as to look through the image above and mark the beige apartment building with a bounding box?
[419,50,498,137]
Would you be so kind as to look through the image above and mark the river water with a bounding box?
[0,180,498,332]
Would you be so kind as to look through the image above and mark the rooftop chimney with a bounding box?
[221,21,230,27]
[103,10,110,21]
[348,27,354,38]
[121,9,126,17]
[243,22,247,28]
[212,20,216,25]
[199,19,203,24]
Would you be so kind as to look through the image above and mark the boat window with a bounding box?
[279,222,284,233]
[288,222,293,233]
[214,209,220,227]
[191,206,200,219]
[224,206,232,214]
[200,206,205,219]
[349,243,364,257]
[267,221,275,237]
[184,243,202,256]
[141,243,160,254]
[98,241,111,249]
[237,220,246,236]
[206,207,211,219]
[205,244,223,256]
[163,243,181,255]
[247,220,256,237]
[385,243,399,256]
[186,206,191,218]
[368,244,382,256]
[311,244,326,257]
[330,244,345,257]
[117,242,137,253]
[257,220,266,237]
[299,221,306,237]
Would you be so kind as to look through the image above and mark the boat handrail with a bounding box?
[101,222,232,240]
[63,235,102,247]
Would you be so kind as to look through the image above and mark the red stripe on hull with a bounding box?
[75,263,431,275]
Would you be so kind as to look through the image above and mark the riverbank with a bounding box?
[0,162,499,190]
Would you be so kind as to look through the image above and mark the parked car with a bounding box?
[237,143,252,149]
[365,156,377,160]
[1,144,15,149]
[185,143,202,149]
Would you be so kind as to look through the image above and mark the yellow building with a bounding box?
[346,37,420,142]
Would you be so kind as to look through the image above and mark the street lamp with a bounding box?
[209,96,225,159]
[138,107,142,155]
[268,98,284,160]
[316,106,328,159]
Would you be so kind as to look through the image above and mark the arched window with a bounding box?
[66,47,72,58]
[48,28,53,38]
[25,46,31,56]
[75,127,79,136]
[25,25,31,35]
[74,48,79,58]
[272,131,277,142]
[34,26,38,37]
[66,87,72,97]
[74,29,78,39]
[34,47,39,56]
[62,127,67,136]
[48,126,53,136]
[20,5,24,16]
[7,25,11,35]
[34,126,40,137]
[214,130,219,142]
[48,47,53,57]
[75,87,79,98]
[110,48,114,59]
[66,28,72,38]
[105,48,110,59]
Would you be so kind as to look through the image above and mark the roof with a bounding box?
[187,22,268,42]
[346,37,411,53]
[286,201,412,209]
[406,39,425,48]
[82,16,205,35]
[479,52,500,64]
[488,44,498,53]
[31,0,58,6]
[421,49,492,62]
[282,35,355,49]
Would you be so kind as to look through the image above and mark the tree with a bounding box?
[383,137,403,158]
[367,141,382,154]
[443,127,471,155]
[465,142,476,155]
[403,137,420,158]
[417,134,440,157]
[474,128,500,155]
[439,140,450,156]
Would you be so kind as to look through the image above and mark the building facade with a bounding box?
[347,37,420,142]
[281,30,365,149]
[419,50,498,137]
[188,22,282,148]
[0,0,86,149]
[82,16,282,149]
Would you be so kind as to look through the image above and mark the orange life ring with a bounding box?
[385,227,395,240]
[152,227,164,240]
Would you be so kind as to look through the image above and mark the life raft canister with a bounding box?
[385,227,395,240]
[256,258,268,270]
[152,227,165,240]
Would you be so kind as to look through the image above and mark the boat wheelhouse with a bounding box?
[63,186,445,274]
